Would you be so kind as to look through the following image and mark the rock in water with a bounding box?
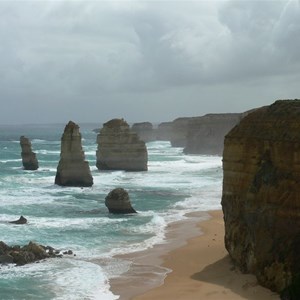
[105,188,137,214]
[222,99,300,294]
[20,136,39,170]
[9,216,27,225]
[55,121,93,187]
[96,118,148,171]
[131,122,155,142]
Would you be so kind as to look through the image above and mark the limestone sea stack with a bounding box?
[105,188,137,214]
[96,118,148,171]
[156,122,173,141]
[131,122,154,142]
[20,136,39,170]
[222,99,300,294]
[55,121,93,187]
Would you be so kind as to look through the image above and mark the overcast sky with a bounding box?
[0,0,299,124]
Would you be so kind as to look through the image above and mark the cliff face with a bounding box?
[131,122,154,143]
[184,113,243,155]
[55,121,93,187]
[156,122,173,141]
[170,117,191,147]
[20,136,39,170]
[96,118,148,171]
[222,100,300,293]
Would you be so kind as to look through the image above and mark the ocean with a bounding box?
[0,123,223,300]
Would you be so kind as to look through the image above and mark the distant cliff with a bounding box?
[170,117,191,147]
[183,113,243,155]
[222,100,300,294]
[96,118,148,171]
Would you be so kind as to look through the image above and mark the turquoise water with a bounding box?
[0,124,222,299]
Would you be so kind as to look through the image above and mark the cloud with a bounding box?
[0,0,299,124]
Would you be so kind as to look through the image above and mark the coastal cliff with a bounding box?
[221,99,300,294]
[55,121,93,187]
[183,113,243,155]
[170,117,191,147]
[20,136,39,170]
[96,118,148,171]
[131,122,155,143]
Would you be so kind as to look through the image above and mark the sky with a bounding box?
[0,0,299,125]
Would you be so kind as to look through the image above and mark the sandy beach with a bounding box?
[110,210,280,300]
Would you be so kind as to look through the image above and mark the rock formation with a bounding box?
[0,241,74,266]
[183,113,243,155]
[105,188,137,214]
[9,216,27,225]
[131,122,155,143]
[170,117,191,147]
[55,121,93,187]
[222,99,300,294]
[96,118,148,171]
[20,136,39,170]
[156,122,173,141]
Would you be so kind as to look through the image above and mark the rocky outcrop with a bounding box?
[156,122,173,141]
[183,113,243,155]
[20,136,39,170]
[55,121,93,187]
[0,241,74,266]
[221,99,300,294]
[9,216,27,225]
[96,119,148,171]
[105,188,137,214]
[170,117,191,147]
[131,122,155,142]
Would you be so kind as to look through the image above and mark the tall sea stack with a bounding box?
[222,100,300,293]
[55,121,93,187]
[96,118,148,171]
[20,136,39,170]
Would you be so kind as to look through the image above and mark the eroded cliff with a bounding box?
[222,99,300,293]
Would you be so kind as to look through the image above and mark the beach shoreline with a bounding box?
[110,210,280,300]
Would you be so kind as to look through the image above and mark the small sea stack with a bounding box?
[9,216,27,225]
[105,188,137,214]
[55,121,93,187]
[222,99,300,294]
[96,118,148,171]
[20,136,39,170]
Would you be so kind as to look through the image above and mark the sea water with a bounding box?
[0,124,223,300]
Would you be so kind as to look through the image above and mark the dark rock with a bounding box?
[9,216,27,225]
[20,136,39,170]
[0,254,14,264]
[55,121,93,187]
[105,188,137,214]
[222,99,300,293]
[96,119,148,171]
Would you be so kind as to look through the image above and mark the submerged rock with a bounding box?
[96,118,148,171]
[9,216,27,225]
[20,136,39,170]
[105,188,137,214]
[55,121,93,187]
[222,99,300,293]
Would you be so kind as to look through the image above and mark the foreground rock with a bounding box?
[105,188,137,214]
[184,113,243,155]
[96,119,148,171]
[9,216,27,225]
[222,99,300,294]
[55,121,93,187]
[0,241,74,266]
[131,122,155,142]
[20,136,39,170]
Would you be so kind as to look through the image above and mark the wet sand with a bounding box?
[110,210,279,300]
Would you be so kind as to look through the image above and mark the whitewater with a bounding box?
[0,123,222,300]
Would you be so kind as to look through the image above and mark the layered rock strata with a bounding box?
[131,122,155,142]
[55,121,93,187]
[20,136,39,170]
[105,188,137,214]
[222,99,300,293]
[184,113,243,155]
[96,119,148,171]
